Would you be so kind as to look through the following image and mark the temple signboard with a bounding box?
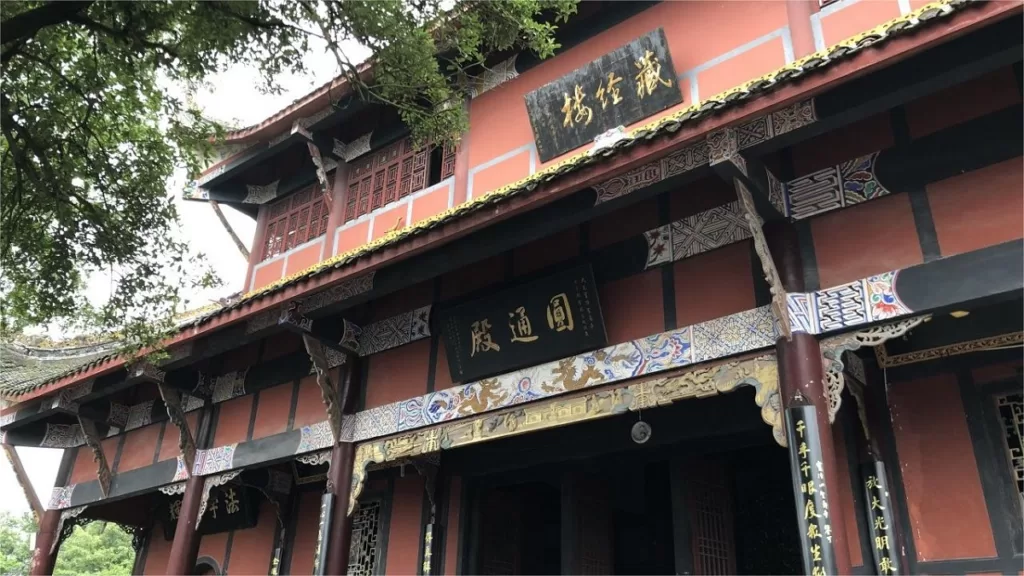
[442,264,606,382]
[524,28,682,162]
[162,483,259,539]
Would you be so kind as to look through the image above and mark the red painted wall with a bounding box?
[832,420,863,568]
[287,489,323,575]
[222,499,278,575]
[251,382,294,440]
[365,339,432,409]
[927,157,1024,258]
[812,194,923,289]
[116,422,163,474]
[889,373,997,562]
[141,523,172,575]
[384,475,425,575]
[212,394,253,447]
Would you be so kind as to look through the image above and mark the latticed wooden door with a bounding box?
[687,459,736,575]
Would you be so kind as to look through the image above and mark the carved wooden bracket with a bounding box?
[157,384,197,474]
[280,302,361,356]
[77,417,112,498]
[303,335,344,443]
[819,316,929,423]
[734,178,791,340]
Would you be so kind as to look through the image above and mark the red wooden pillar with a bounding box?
[165,474,205,575]
[29,508,61,575]
[766,221,852,575]
[322,358,361,575]
[324,441,356,575]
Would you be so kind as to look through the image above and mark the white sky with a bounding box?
[2,41,369,515]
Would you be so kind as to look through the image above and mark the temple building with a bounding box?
[2,0,1022,574]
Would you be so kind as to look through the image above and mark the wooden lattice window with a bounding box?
[997,392,1024,500]
[344,138,457,223]
[261,185,330,261]
[347,500,384,576]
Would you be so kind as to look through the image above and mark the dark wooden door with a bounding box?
[479,487,522,575]
[671,457,736,575]
[562,471,614,574]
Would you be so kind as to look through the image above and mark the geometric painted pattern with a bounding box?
[784,151,890,220]
[40,424,84,448]
[791,270,911,334]
[193,443,237,476]
[357,305,432,357]
[670,201,750,261]
[48,485,75,510]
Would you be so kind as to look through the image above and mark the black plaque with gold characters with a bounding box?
[525,28,682,162]
[441,264,606,382]
[861,460,901,575]
[785,405,839,576]
[162,482,260,539]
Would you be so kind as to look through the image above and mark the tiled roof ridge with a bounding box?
[2,0,978,399]
[4,340,122,360]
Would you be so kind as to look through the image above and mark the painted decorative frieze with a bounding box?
[668,201,750,262]
[593,98,815,206]
[40,423,84,448]
[351,305,775,442]
[243,180,280,204]
[358,305,432,356]
[734,99,818,150]
[784,151,890,219]
[48,485,75,510]
[799,271,913,334]
[349,354,781,512]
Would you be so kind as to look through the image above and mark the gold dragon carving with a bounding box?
[347,354,780,514]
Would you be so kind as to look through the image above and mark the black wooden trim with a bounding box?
[132,529,152,575]
[357,353,371,412]
[1014,60,1023,99]
[840,404,875,569]
[152,421,167,466]
[267,487,294,576]
[205,404,221,450]
[246,390,261,441]
[377,475,396,576]
[908,187,942,262]
[55,446,78,486]
[221,529,235,574]
[286,379,300,432]
[750,240,772,307]
[890,107,942,263]
[893,240,1023,314]
[416,476,431,575]
[579,221,591,256]
[426,278,442,394]
[658,194,677,331]
[957,370,1024,558]
[914,556,1012,574]
[110,432,128,476]
[455,476,469,576]
[867,365,920,572]
[795,220,820,292]
[434,473,452,576]
[279,485,306,576]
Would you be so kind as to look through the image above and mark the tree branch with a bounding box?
[0,1,94,52]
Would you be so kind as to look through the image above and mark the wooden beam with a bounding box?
[2,444,42,517]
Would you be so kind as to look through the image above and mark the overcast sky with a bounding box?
[1,40,370,515]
